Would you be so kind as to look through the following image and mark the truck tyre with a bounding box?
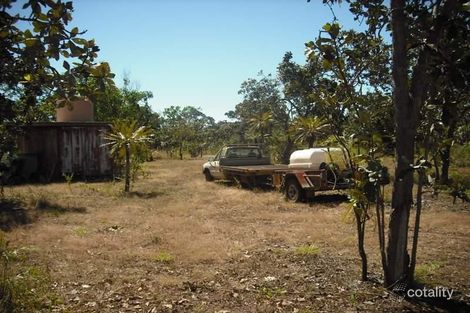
[285,178,303,202]
[204,169,214,182]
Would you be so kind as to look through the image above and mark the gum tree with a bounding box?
[313,0,465,288]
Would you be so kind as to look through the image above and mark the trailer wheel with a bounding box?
[204,169,214,181]
[285,178,303,202]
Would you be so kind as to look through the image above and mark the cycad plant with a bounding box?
[249,112,273,144]
[290,116,329,148]
[103,119,153,192]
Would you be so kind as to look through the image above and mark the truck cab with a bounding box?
[202,145,269,181]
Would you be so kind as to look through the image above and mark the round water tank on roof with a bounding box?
[56,99,94,122]
[288,147,347,170]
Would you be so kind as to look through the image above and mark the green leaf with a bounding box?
[72,37,88,45]
[322,23,331,32]
[71,27,79,36]
[69,42,83,56]
[24,38,38,47]
[37,13,48,22]
[24,74,32,81]
[24,29,33,38]
[329,23,340,39]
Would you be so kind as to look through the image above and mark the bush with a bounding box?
[452,143,470,167]
[0,232,59,312]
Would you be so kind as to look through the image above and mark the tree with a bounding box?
[290,116,329,148]
[92,75,159,130]
[103,120,153,192]
[227,73,293,162]
[158,106,214,159]
[278,51,336,119]
[248,112,273,145]
[311,0,466,287]
[0,0,114,183]
[386,0,461,287]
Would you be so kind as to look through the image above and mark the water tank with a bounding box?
[56,99,94,122]
[288,147,347,169]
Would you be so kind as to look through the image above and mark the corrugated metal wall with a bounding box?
[18,123,112,179]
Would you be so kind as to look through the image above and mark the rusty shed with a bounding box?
[16,99,113,180]
[17,122,112,180]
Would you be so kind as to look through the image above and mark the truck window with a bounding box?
[226,147,261,158]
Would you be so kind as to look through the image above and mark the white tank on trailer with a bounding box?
[288,147,348,170]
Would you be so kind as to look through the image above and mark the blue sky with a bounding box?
[68,0,358,121]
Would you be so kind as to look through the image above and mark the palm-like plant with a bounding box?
[249,112,273,144]
[103,119,153,192]
[290,116,330,148]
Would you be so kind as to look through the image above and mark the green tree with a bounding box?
[103,120,153,192]
[0,0,114,183]
[248,112,273,144]
[290,116,329,148]
[158,106,214,159]
[316,0,467,288]
[92,75,159,129]
[227,73,293,162]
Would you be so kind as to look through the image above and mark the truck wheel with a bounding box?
[204,170,214,182]
[286,178,302,202]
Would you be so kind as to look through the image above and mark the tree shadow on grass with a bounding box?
[126,190,165,199]
[309,193,349,205]
[403,284,470,313]
[0,198,86,231]
[34,197,87,214]
[0,199,32,231]
[364,278,470,313]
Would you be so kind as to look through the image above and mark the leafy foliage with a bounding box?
[103,120,153,192]
[290,116,329,148]
[0,0,115,184]
[157,106,214,159]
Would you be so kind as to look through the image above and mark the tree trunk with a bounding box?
[281,137,294,164]
[179,143,183,160]
[440,146,451,184]
[433,154,440,182]
[307,137,314,149]
[376,186,387,275]
[124,144,131,192]
[354,209,368,281]
[440,101,457,184]
[386,0,414,288]
[409,168,424,283]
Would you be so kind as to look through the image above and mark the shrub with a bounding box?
[0,232,59,312]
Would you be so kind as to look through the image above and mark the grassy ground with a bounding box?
[1,158,469,312]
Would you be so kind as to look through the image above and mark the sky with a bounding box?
[65,0,359,121]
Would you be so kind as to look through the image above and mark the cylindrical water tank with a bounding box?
[56,99,94,122]
[288,147,346,169]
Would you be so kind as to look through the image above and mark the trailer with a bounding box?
[203,145,354,202]
[272,168,352,202]
[219,164,288,188]
[219,165,351,202]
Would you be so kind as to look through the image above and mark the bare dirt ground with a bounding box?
[3,158,470,312]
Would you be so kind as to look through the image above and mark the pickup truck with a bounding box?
[202,144,282,186]
[203,145,353,202]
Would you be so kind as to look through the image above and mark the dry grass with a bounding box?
[2,157,469,312]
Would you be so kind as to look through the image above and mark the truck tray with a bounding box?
[221,164,288,175]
